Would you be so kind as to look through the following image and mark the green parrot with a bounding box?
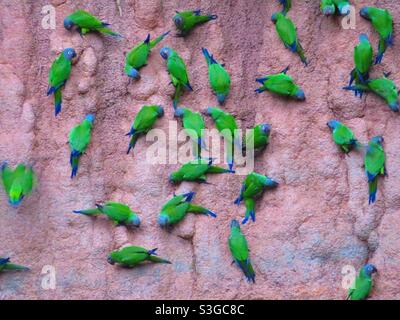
[169,158,234,184]
[205,107,241,172]
[69,114,95,178]
[271,12,308,66]
[108,246,171,267]
[1,162,37,206]
[73,201,140,227]
[158,192,216,227]
[255,66,305,100]
[126,105,164,154]
[327,120,361,154]
[347,264,377,300]
[125,31,170,80]
[244,124,271,153]
[349,34,373,86]
[173,9,217,36]
[228,220,255,283]
[64,9,122,37]
[174,107,206,158]
[47,48,77,116]
[343,73,399,112]
[0,257,30,272]
[160,47,193,109]
[234,172,278,224]
[360,7,393,64]
[364,136,386,204]
[202,48,231,105]
[278,0,292,15]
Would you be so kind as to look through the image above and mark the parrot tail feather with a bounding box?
[206,210,217,218]
[97,26,123,38]
[375,52,384,65]
[184,82,193,92]
[201,47,217,64]
[241,215,249,225]
[255,88,266,94]
[234,195,243,205]
[70,150,81,178]
[217,93,227,105]
[368,177,378,205]
[148,248,158,256]
[183,191,196,202]
[54,88,63,116]
[144,33,150,44]
[255,77,268,84]
[237,260,255,283]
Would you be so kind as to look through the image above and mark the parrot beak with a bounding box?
[107,256,115,265]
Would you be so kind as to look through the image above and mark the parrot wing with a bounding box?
[183,110,205,138]
[102,202,131,222]
[354,41,373,74]
[49,55,71,89]
[265,75,297,95]
[365,144,385,178]
[126,42,150,69]
[347,276,372,300]
[167,54,190,87]
[276,16,297,49]
[1,163,14,194]
[209,64,231,95]
[333,125,355,145]
[69,10,104,28]
[69,123,92,153]
[133,107,158,132]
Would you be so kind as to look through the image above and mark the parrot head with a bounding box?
[168,172,180,184]
[327,119,341,130]
[371,136,384,145]
[174,107,185,118]
[322,5,335,16]
[359,7,370,19]
[389,101,399,112]
[230,219,241,229]
[338,3,351,16]
[260,123,272,135]
[127,215,141,227]
[271,12,284,23]
[9,184,24,206]
[173,14,184,28]
[127,67,140,79]
[217,94,227,105]
[63,48,77,61]
[107,254,116,265]
[156,105,164,117]
[295,89,306,101]
[160,47,172,60]
[157,214,169,227]
[359,33,369,43]
[266,177,279,188]
[85,114,95,124]
[63,17,74,30]
[363,263,377,276]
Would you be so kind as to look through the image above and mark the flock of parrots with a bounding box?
[0,1,397,300]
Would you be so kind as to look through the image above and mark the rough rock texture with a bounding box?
[1,0,400,300]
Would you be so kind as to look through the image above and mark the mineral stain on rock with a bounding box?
[1,0,400,299]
